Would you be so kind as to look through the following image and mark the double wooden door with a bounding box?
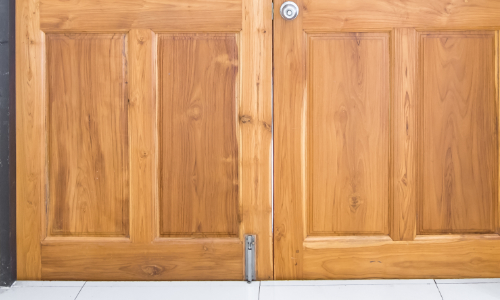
[17,0,500,281]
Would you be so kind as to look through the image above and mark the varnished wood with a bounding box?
[419,32,498,234]
[18,0,272,281]
[303,236,500,279]
[158,34,239,237]
[40,0,242,32]
[497,31,500,234]
[41,239,243,280]
[47,34,129,237]
[274,0,500,280]
[303,236,393,249]
[391,28,417,241]
[129,29,156,243]
[302,0,500,31]
[16,0,44,279]
[308,33,389,236]
[274,0,305,280]
[239,0,273,280]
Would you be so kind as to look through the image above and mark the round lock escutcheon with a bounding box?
[280,1,299,21]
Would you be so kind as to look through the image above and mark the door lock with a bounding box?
[280,1,299,21]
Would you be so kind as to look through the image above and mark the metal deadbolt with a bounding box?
[280,1,299,21]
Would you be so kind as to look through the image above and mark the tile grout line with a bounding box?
[434,279,444,300]
[438,282,500,285]
[259,283,437,286]
[74,281,87,300]
[258,281,261,300]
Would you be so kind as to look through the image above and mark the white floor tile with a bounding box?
[76,281,260,300]
[260,283,442,300]
[437,283,500,300]
[261,279,435,286]
[12,280,85,287]
[436,278,500,284]
[0,286,82,300]
[85,281,255,287]
[4,279,500,300]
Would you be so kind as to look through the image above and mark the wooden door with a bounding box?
[17,0,272,280]
[274,0,500,279]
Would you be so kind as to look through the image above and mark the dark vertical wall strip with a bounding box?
[8,0,15,286]
[0,0,15,287]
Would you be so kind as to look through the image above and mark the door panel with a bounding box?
[274,0,500,279]
[419,32,498,235]
[47,34,130,237]
[17,0,272,280]
[308,33,390,236]
[158,34,240,238]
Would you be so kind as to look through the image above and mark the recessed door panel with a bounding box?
[308,33,389,236]
[419,32,498,235]
[47,34,129,237]
[158,34,239,237]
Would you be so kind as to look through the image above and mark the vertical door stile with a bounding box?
[391,28,417,242]
[16,0,43,280]
[129,29,156,244]
[273,0,305,280]
[240,0,274,280]
[496,30,500,235]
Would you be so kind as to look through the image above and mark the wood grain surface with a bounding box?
[274,0,500,280]
[19,0,273,281]
[40,0,242,32]
[18,0,500,281]
[41,239,243,280]
[302,0,500,31]
[273,0,305,280]
[129,29,156,243]
[303,236,500,279]
[239,0,274,280]
[158,34,239,237]
[16,0,44,279]
[419,32,498,234]
[47,34,129,237]
[308,33,389,236]
[391,28,417,241]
